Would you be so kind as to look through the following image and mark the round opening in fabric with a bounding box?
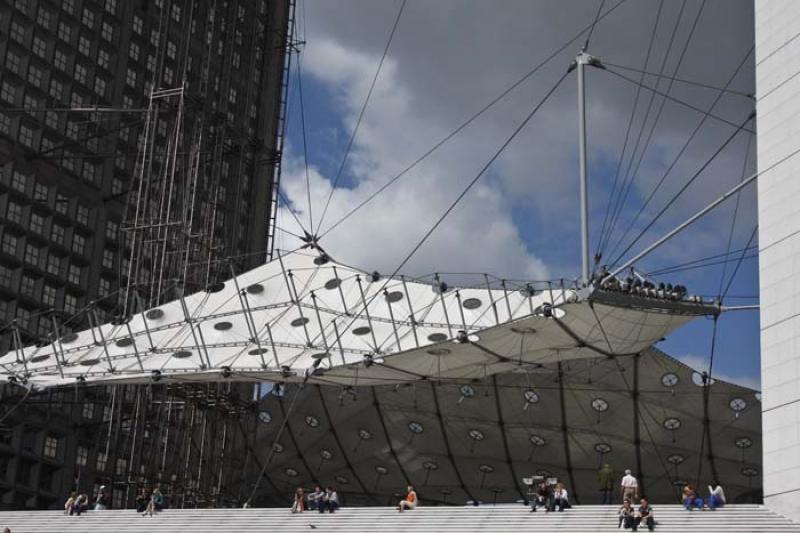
[206,282,225,293]
[460,385,475,398]
[258,411,272,424]
[663,418,681,430]
[115,337,134,348]
[146,309,165,320]
[352,326,371,336]
[423,461,439,471]
[285,468,298,477]
[741,466,758,477]
[290,317,309,328]
[272,443,284,453]
[667,454,685,464]
[375,466,388,475]
[427,333,448,342]
[591,398,609,412]
[594,443,612,454]
[523,389,540,403]
[248,348,269,355]
[324,278,341,290]
[529,435,546,446]
[408,422,424,434]
[735,436,752,448]
[661,372,679,387]
[213,321,233,331]
[468,429,485,441]
[426,348,451,356]
[462,298,482,310]
[385,291,404,303]
[478,464,494,473]
[729,398,747,412]
[79,358,100,366]
[246,283,264,295]
[305,415,320,428]
[358,429,372,440]
[60,332,79,344]
[335,476,349,485]
[30,354,50,363]
[320,449,333,460]
[173,350,193,359]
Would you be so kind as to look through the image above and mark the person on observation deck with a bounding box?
[681,484,703,510]
[292,487,306,513]
[552,482,570,511]
[621,470,638,502]
[308,485,324,511]
[397,485,417,512]
[618,499,635,529]
[530,480,553,512]
[707,481,726,510]
[633,497,654,531]
[598,463,615,504]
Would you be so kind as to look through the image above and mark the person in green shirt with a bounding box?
[598,463,615,504]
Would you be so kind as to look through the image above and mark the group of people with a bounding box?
[681,482,726,511]
[618,497,655,531]
[529,481,570,512]
[292,485,340,513]
[63,486,109,515]
[135,488,165,516]
[64,486,165,516]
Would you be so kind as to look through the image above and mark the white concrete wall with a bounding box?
[755,0,800,522]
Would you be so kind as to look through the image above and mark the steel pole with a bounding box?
[577,52,591,285]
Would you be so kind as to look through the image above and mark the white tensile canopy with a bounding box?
[0,248,716,388]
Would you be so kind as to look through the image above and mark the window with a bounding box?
[76,205,89,226]
[23,94,39,113]
[42,284,56,307]
[5,51,21,75]
[37,8,52,29]
[97,49,110,69]
[20,275,36,297]
[150,29,159,47]
[27,65,44,88]
[96,451,107,471]
[146,55,156,73]
[167,41,177,59]
[101,22,113,41]
[94,78,106,98]
[62,0,75,15]
[78,35,91,55]
[30,213,44,234]
[102,249,114,269]
[232,52,241,69]
[6,202,23,224]
[43,436,58,459]
[51,224,65,246]
[81,8,95,29]
[132,15,143,34]
[15,307,32,330]
[82,402,94,419]
[72,234,85,255]
[68,264,81,285]
[129,42,140,61]
[58,21,72,42]
[105,220,119,241]
[66,121,79,140]
[0,113,11,135]
[1,82,16,103]
[98,278,111,296]
[171,4,181,21]
[18,124,36,149]
[10,22,26,44]
[54,50,68,72]
[64,293,78,314]
[81,164,95,184]
[55,193,68,215]
[0,266,13,287]
[229,88,237,105]
[24,244,39,266]
[75,446,88,467]
[49,78,64,100]
[45,110,59,129]
[74,64,87,85]
[46,254,60,275]
[125,68,137,87]
[163,67,173,85]
[111,177,125,195]
[10,171,26,193]
[1,234,18,256]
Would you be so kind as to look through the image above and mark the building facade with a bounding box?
[0,0,290,509]
[754,0,800,522]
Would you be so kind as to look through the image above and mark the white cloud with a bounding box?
[673,353,761,391]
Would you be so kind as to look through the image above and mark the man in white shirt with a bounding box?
[621,469,638,502]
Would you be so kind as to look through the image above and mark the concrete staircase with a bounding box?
[0,504,797,533]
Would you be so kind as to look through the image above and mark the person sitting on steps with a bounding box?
[618,499,635,529]
[552,482,570,511]
[397,485,417,512]
[633,497,654,532]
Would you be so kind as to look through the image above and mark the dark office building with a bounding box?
[0,0,292,509]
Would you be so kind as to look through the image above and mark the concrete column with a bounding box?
[755,0,800,521]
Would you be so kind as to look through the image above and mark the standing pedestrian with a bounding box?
[598,463,615,504]
[620,470,638,502]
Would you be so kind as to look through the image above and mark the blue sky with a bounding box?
[276,0,760,389]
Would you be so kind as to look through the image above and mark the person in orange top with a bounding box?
[397,485,418,512]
